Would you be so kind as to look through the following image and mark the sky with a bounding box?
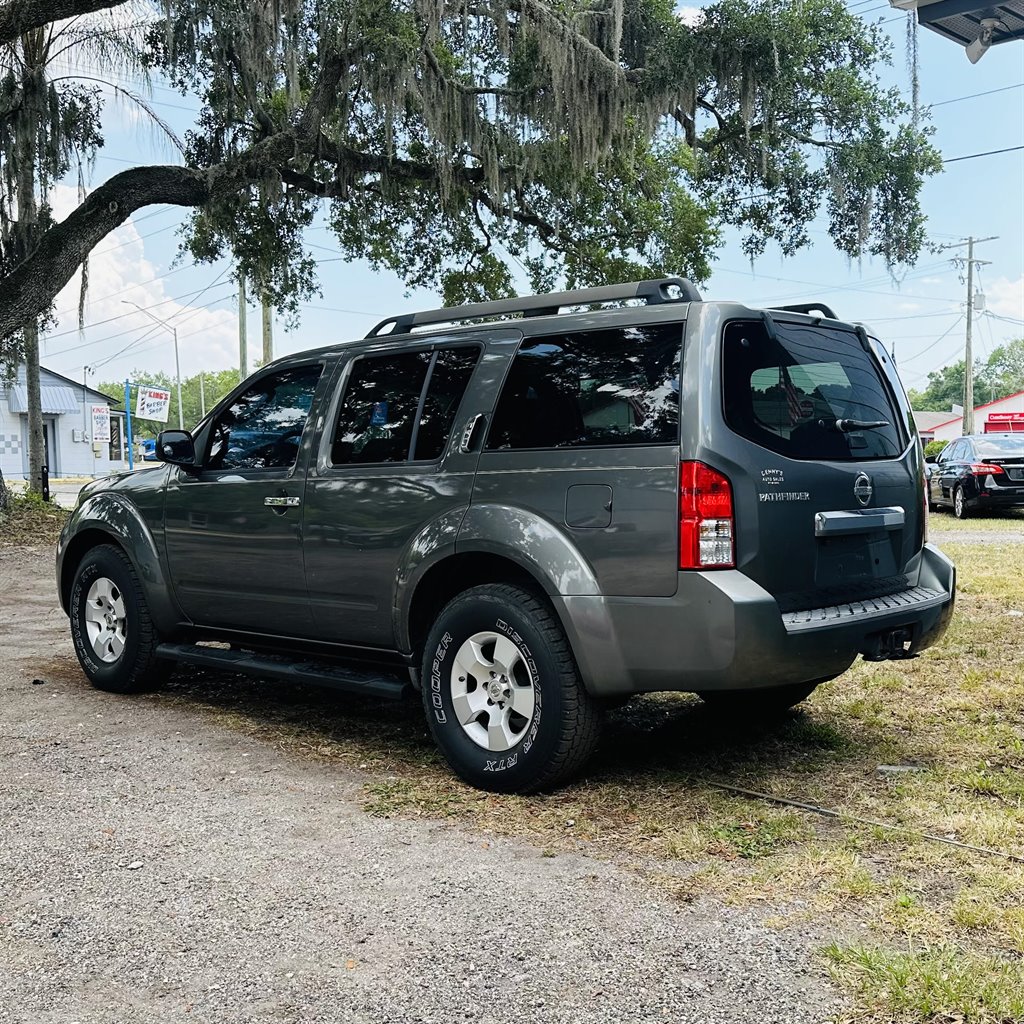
[37,1,1024,409]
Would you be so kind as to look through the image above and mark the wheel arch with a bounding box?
[404,551,555,660]
[58,495,183,633]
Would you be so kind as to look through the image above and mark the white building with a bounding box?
[919,390,1024,444]
[1,365,124,480]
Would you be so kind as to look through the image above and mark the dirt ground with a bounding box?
[0,544,842,1024]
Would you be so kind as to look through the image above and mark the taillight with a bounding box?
[922,475,929,543]
[680,461,735,569]
[970,463,1004,475]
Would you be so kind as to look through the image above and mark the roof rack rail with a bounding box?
[365,277,702,338]
[768,302,839,320]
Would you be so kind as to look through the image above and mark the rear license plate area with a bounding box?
[815,533,899,587]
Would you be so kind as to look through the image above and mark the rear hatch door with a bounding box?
[718,316,923,613]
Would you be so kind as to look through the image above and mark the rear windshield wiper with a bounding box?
[823,418,890,432]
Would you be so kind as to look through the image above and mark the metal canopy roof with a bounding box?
[9,384,84,414]
[893,1,1024,47]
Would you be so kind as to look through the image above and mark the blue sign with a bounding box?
[370,401,389,426]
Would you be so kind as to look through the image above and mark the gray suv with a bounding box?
[57,278,956,792]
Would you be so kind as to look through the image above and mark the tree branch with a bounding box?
[0,129,300,342]
[0,0,127,44]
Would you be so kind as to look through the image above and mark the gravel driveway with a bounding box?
[0,545,842,1024]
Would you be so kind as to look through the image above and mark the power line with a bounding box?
[79,296,236,377]
[944,145,1024,164]
[930,83,1024,108]
[900,315,966,364]
[80,268,235,372]
[45,281,237,350]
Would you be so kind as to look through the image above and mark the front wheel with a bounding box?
[697,681,819,717]
[70,544,170,694]
[421,584,602,793]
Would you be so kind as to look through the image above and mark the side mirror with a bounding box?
[924,455,937,464]
[157,429,196,467]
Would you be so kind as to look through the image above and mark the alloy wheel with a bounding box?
[83,576,127,663]
[450,630,536,751]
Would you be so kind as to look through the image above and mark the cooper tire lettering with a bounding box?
[419,584,601,793]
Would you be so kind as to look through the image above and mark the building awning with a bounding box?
[8,384,80,414]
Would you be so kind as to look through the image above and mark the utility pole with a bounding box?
[122,301,184,430]
[261,292,274,365]
[238,271,248,383]
[199,372,206,419]
[940,236,996,436]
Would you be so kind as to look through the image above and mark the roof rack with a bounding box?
[365,277,702,338]
[768,302,839,320]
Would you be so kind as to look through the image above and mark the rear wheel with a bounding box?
[697,681,819,717]
[953,485,969,519]
[70,544,170,694]
[421,584,602,793]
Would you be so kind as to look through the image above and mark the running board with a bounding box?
[154,642,410,700]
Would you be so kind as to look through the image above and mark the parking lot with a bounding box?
[2,514,1023,1023]
[1,541,842,1024]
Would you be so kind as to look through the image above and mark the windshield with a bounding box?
[975,435,1024,457]
[723,319,905,461]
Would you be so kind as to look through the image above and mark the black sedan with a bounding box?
[927,433,1024,518]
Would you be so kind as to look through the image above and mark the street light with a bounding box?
[121,301,184,429]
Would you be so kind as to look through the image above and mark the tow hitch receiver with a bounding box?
[862,627,917,662]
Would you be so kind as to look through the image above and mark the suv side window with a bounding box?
[332,346,479,465]
[486,324,682,451]
[205,364,323,471]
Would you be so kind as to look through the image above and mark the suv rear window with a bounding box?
[723,320,904,461]
[486,324,682,450]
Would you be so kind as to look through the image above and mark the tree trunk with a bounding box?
[16,29,43,493]
[23,320,44,493]
[0,466,9,514]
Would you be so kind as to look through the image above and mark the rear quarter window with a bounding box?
[723,320,905,461]
[486,324,682,451]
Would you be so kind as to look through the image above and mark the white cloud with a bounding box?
[985,275,1024,322]
[896,302,922,313]
[677,5,704,28]
[42,185,237,388]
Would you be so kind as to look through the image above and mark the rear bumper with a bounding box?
[970,489,1024,510]
[556,543,956,697]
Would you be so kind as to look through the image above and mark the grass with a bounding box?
[142,538,1024,1023]
[928,507,1024,535]
[0,488,70,546]
[824,944,1024,1024]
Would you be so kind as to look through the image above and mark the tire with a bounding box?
[420,584,602,793]
[697,680,819,717]
[953,485,969,520]
[70,544,170,694]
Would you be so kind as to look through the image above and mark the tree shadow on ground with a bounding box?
[153,662,886,795]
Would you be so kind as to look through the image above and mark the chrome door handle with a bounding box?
[264,496,301,507]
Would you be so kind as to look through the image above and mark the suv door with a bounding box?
[934,439,965,506]
[302,342,489,648]
[162,362,328,635]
